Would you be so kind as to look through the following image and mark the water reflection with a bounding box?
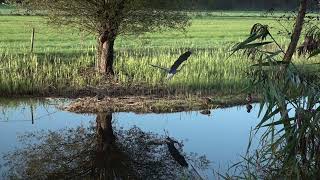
[0,99,262,178]
[2,112,209,179]
[246,93,253,113]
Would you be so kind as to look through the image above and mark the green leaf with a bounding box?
[231,32,264,52]
[256,107,281,129]
[263,50,283,61]
[258,101,265,117]
[262,117,295,127]
[251,61,289,67]
[241,41,273,49]
[308,49,320,59]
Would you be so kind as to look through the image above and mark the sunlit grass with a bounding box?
[0,51,102,95]
[115,47,250,93]
[0,14,318,95]
[0,15,290,52]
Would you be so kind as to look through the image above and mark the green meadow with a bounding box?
[0,15,287,52]
[0,10,318,96]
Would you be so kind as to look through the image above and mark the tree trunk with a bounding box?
[281,0,307,141]
[94,113,115,177]
[95,113,113,172]
[97,34,115,76]
[283,0,308,62]
[94,113,135,179]
[96,113,115,146]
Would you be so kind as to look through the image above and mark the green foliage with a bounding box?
[300,25,320,58]
[0,15,319,95]
[183,0,300,10]
[226,21,320,179]
[8,0,190,35]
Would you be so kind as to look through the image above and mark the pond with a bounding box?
[0,99,263,179]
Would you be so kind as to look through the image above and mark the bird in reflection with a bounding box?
[200,109,211,116]
[165,137,189,167]
[246,104,253,113]
[165,137,204,180]
[150,51,192,79]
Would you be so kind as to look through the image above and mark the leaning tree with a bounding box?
[11,0,190,75]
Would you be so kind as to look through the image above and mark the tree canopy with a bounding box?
[10,0,191,75]
[13,0,190,35]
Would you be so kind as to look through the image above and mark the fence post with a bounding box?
[30,28,35,53]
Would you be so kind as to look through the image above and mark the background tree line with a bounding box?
[2,0,319,10]
[188,0,299,10]
[189,0,320,10]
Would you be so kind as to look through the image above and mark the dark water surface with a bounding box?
[0,99,262,179]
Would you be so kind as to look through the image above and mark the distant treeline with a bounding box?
[0,0,318,10]
[188,0,319,10]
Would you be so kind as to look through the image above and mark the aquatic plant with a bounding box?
[224,1,320,178]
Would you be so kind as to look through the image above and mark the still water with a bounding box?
[0,99,262,179]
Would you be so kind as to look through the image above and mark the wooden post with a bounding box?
[30,28,35,53]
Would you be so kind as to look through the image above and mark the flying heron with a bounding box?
[150,51,192,79]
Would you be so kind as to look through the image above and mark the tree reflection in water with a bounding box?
[2,113,209,179]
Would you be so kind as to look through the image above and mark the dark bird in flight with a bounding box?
[150,51,192,79]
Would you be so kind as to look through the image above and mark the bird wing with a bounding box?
[149,64,170,72]
[177,64,186,71]
[169,51,192,73]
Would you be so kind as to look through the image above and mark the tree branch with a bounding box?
[283,0,308,62]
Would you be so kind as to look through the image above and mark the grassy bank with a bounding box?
[0,14,319,96]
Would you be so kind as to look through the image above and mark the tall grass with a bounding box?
[0,50,102,95]
[1,44,316,96]
[0,14,319,96]
[115,47,250,93]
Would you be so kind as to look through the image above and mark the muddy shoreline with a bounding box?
[0,85,259,113]
[63,94,259,114]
